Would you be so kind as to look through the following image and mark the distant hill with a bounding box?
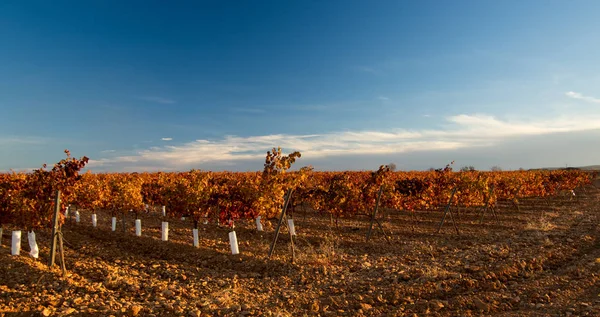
[577,165,600,170]
[533,165,600,171]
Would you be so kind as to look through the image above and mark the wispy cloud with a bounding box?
[138,96,176,104]
[101,149,116,153]
[0,136,49,146]
[230,107,266,114]
[291,104,335,111]
[0,167,38,173]
[352,66,379,74]
[565,91,600,104]
[161,137,173,141]
[290,101,367,113]
[378,96,390,101]
[89,111,600,171]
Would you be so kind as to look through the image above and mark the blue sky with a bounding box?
[1,1,600,172]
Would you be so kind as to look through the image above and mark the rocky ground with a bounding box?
[1,186,600,316]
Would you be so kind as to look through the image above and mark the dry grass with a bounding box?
[525,216,556,232]
[418,264,454,281]
[295,234,338,266]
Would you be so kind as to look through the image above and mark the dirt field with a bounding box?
[1,186,600,316]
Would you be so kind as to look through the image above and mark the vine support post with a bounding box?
[49,190,66,274]
[512,199,520,212]
[268,189,294,261]
[410,209,417,232]
[58,231,66,275]
[437,187,459,234]
[49,190,61,267]
[513,184,522,212]
[367,186,389,242]
[479,185,498,225]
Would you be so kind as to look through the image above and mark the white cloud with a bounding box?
[565,91,600,104]
[101,149,116,153]
[378,96,390,101]
[89,112,600,171]
[161,138,173,141]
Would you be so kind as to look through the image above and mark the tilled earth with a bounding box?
[1,186,600,316]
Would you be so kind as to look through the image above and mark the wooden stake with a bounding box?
[48,190,61,267]
[437,187,459,234]
[366,186,383,242]
[479,185,496,224]
[58,231,67,276]
[268,189,293,259]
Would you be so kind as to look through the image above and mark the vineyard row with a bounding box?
[0,150,593,232]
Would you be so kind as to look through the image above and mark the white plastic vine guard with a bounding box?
[162,222,169,241]
[193,228,199,247]
[256,216,263,231]
[92,214,97,227]
[288,218,296,236]
[11,231,21,256]
[28,231,39,258]
[111,217,117,231]
[135,219,142,236]
[229,231,239,255]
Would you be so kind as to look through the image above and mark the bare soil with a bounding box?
[1,186,600,316]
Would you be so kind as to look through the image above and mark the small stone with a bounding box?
[131,305,143,316]
[473,298,489,312]
[360,303,373,310]
[311,301,319,312]
[430,300,444,310]
[188,310,201,317]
